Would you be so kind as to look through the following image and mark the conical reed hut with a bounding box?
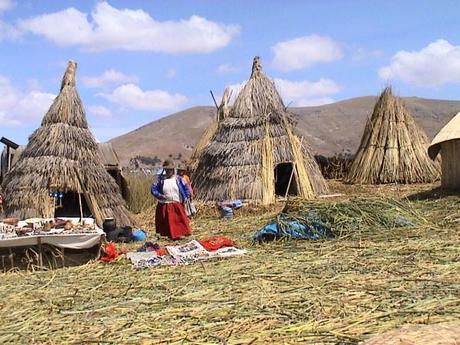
[192,56,328,204]
[1,61,134,227]
[345,87,440,184]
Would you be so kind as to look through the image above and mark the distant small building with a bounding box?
[428,112,460,189]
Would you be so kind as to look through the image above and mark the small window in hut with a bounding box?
[275,162,298,196]
[54,192,92,218]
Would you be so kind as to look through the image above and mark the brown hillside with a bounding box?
[110,96,460,166]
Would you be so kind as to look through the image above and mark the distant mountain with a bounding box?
[109,96,460,166]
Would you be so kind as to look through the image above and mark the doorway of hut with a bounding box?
[274,162,299,196]
[54,192,92,218]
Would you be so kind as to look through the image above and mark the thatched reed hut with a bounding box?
[192,56,328,204]
[1,142,129,200]
[428,112,460,189]
[1,61,133,227]
[345,87,440,184]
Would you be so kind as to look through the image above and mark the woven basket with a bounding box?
[360,322,460,345]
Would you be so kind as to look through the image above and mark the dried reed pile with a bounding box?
[1,190,459,344]
[192,57,327,204]
[1,61,133,227]
[315,153,353,179]
[125,173,156,214]
[360,322,460,345]
[346,87,440,184]
[281,197,423,237]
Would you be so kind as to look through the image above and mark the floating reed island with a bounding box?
[1,190,459,344]
[192,56,328,204]
[1,61,134,227]
[346,87,440,184]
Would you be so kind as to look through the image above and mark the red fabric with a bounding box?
[155,202,192,240]
[100,242,119,262]
[199,236,235,251]
[155,248,169,256]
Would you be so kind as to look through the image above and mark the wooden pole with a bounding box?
[284,162,297,199]
[210,90,219,110]
[6,145,10,171]
[284,137,304,199]
[37,237,43,270]
[78,192,83,224]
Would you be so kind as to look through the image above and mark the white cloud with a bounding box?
[99,83,187,111]
[217,63,239,74]
[166,68,176,78]
[0,75,55,127]
[0,0,14,12]
[352,48,384,61]
[226,78,340,107]
[82,69,138,88]
[272,34,343,72]
[88,105,112,117]
[18,1,240,53]
[274,78,340,106]
[379,39,460,87]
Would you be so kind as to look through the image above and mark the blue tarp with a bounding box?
[254,214,334,243]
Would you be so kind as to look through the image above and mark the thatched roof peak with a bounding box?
[60,60,77,91]
[250,56,262,77]
[232,56,285,118]
[42,60,88,128]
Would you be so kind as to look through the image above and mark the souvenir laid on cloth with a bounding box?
[127,237,247,269]
[166,240,210,260]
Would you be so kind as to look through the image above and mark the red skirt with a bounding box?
[155,202,192,240]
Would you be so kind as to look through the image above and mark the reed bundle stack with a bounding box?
[346,87,440,184]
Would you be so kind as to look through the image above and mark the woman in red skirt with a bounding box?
[151,160,192,240]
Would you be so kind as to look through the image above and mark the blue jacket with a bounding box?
[151,175,191,202]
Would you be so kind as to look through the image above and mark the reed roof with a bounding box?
[1,61,134,227]
[192,56,328,204]
[346,87,440,184]
[428,112,460,159]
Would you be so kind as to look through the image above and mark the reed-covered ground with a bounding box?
[0,181,459,344]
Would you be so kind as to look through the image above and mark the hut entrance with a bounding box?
[275,163,298,196]
[54,192,91,218]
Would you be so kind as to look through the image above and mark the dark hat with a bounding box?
[162,160,175,169]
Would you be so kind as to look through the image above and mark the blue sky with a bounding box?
[1,0,460,144]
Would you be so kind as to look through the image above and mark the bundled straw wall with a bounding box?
[1,61,134,227]
[346,87,440,184]
[192,57,327,204]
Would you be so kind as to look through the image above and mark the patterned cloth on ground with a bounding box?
[127,238,246,269]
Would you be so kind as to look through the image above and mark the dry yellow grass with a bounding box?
[0,182,459,344]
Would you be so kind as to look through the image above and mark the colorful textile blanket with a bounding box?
[127,239,246,269]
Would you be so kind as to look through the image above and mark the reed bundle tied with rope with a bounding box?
[346,87,440,184]
[192,57,328,204]
[1,61,134,227]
